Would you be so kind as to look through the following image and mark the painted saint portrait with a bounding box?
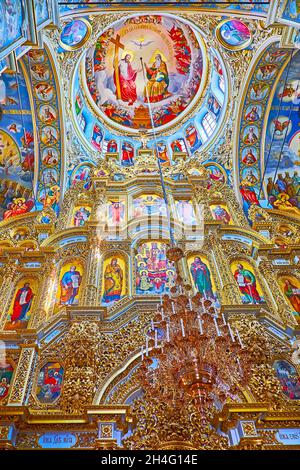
[36,362,64,403]
[188,255,216,300]
[41,126,59,145]
[135,242,176,295]
[42,148,58,167]
[156,142,170,166]
[242,147,257,166]
[243,125,259,145]
[107,139,118,153]
[0,363,13,401]
[171,138,187,154]
[231,261,265,304]
[71,165,91,186]
[210,204,232,224]
[273,360,300,400]
[34,82,54,101]
[216,19,251,50]
[278,275,300,323]
[101,256,125,304]
[38,105,57,124]
[4,278,38,330]
[72,205,91,227]
[56,262,83,307]
[85,15,204,132]
[60,19,91,49]
[244,105,261,122]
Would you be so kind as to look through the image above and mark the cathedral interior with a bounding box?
[0,0,300,452]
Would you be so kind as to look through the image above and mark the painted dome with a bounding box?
[83,14,207,134]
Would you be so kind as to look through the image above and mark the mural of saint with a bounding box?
[36,362,64,403]
[108,201,125,226]
[73,206,91,227]
[102,257,124,304]
[135,242,176,295]
[243,126,258,144]
[232,262,264,304]
[278,276,300,320]
[107,139,118,153]
[171,138,187,154]
[245,106,260,122]
[185,124,201,152]
[189,256,214,299]
[156,142,170,165]
[0,363,13,401]
[175,200,196,224]
[121,142,134,166]
[58,264,82,306]
[133,195,166,218]
[5,279,37,330]
[210,204,231,224]
[117,53,139,105]
[144,54,171,103]
[242,147,257,166]
[273,360,300,400]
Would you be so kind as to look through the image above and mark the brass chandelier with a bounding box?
[139,277,253,422]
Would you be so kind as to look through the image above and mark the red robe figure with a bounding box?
[116,54,138,105]
[11,283,34,323]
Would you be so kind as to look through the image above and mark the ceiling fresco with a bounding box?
[84,15,205,133]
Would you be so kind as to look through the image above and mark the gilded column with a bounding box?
[7,343,38,406]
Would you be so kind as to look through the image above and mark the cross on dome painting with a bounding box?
[85,15,204,132]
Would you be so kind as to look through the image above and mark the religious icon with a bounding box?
[185,124,201,152]
[39,185,60,213]
[38,105,57,124]
[156,142,169,166]
[121,142,134,166]
[42,148,58,167]
[72,206,91,227]
[4,279,37,330]
[30,64,50,81]
[144,53,171,103]
[0,363,13,401]
[243,125,258,145]
[135,242,176,295]
[3,197,34,220]
[171,138,187,154]
[34,82,54,101]
[41,126,58,145]
[71,165,91,186]
[91,124,103,151]
[249,83,269,101]
[59,19,91,50]
[133,194,166,218]
[41,168,58,186]
[108,200,125,226]
[210,204,232,224]
[175,200,196,224]
[36,362,64,403]
[116,52,139,105]
[216,19,252,51]
[242,147,257,166]
[107,139,118,153]
[256,64,277,81]
[56,263,83,307]
[245,105,261,122]
[101,257,125,304]
[231,261,265,304]
[207,94,221,119]
[85,15,203,132]
[278,276,300,321]
[273,360,300,400]
[189,256,215,299]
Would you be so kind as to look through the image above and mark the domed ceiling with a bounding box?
[71,14,227,161]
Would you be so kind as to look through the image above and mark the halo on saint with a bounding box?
[150,49,168,64]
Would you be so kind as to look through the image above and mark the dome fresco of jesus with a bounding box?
[84,15,205,133]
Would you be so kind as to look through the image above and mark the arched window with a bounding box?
[202,113,217,137]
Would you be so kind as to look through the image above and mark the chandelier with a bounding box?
[139,279,253,422]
